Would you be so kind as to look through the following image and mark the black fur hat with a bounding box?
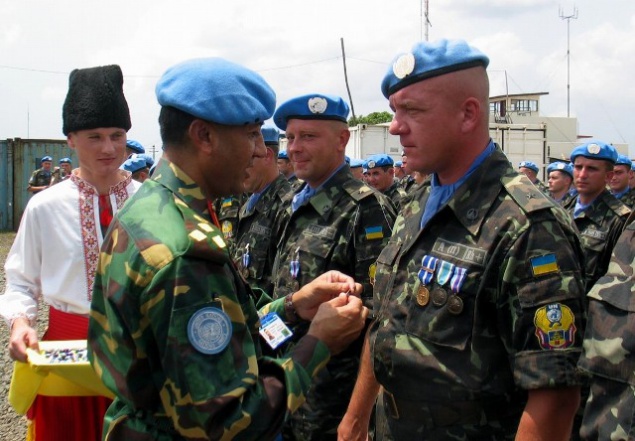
[62,65,131,135]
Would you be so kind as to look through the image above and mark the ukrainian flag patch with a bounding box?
[530,253,559,276]
[221,198,233,208]
[365,226,383,240]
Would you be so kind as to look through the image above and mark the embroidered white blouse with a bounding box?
[0,172,140,326]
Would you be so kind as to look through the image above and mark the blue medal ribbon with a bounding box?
[418,255,438,285]
[242,244,251,269]
[436,260,455,286]
[450,266,468,292]
[290,247,301,279]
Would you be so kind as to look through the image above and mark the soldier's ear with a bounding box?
[188,119,217,155]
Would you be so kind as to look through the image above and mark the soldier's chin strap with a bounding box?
[207,200,221,229]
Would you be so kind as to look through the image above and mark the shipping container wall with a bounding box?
[5,138,75,231]
[0,140,13,230]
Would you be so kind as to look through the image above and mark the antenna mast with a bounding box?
[559,5,578,117]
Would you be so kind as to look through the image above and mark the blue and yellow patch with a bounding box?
[365,226,383,240]
[530,253,559,277]
[534,303,576,349]
[221,198,233,208]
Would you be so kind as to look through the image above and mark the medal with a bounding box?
[447,294,464,315]
[416,286,430,306]
[241,267,250,278]
[288,247,301,291]
[241,244,251,279]
[431,287,448,306]
[418,255,438,285]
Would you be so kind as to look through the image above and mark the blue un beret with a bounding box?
[365,154,394,169]
[156,58,275,126]
[59,157,72,164]
[518,161,539,173]
[121,154,148,174]
[570,141,618,164]
[381,39,489,98]
[394,160,403,168]
[349,158,365,169]
[273,93,350,131]
[41,156,53,163]
[262,125,280,145]
[615,154,632,167]
[547,161,573,178]
[278,150,289,160]
[136,153,155,168]
[126,139,145,154]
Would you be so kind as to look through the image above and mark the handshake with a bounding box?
[288,271,370,355]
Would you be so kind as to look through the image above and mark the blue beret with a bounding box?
[156,58,275,126]
[547,161,573,178]
[273,93,350,131]
[518,161,539,173]
[121,154,148,174]
[394,161,403,167]
[136,153,155,168]
[381,39,489,98]
[278,150,289,160]
[349,158,365,169]
[41,156,53,163]
[59,157,72,164]
[570,141,618,164]
[632,161,635,171]
[365,154,394,169]
[615,154,632,167]
[126,139,145,154]
[262,125,280,145]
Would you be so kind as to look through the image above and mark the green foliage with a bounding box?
[348,111,393,126]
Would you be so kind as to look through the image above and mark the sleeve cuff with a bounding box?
[513,349,583,389]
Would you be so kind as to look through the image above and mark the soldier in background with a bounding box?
[120,154,150,183]
[610,154,634,207]
[340,38,585,441]
[399,152,417,193]
[365,153,406,210]
[233,125,292,296]
[564,141,631,291]
[393,160,406,180]
[349,158,365,181]
[125,138,145,157]
[89,57,368,441]
[27,156,53,193]
[519,160,549,194]
[271,93,396,440]
[578,212,635,440]
[50,157,73,186]
[547,161,574,206]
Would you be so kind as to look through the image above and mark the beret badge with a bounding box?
[367,160,376,168]
[308,97,328,114]
[393,53,416,79]
[587,143,601,154]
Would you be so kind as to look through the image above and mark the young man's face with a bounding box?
[609,164,631,193]
[573,157,613,198]
[367,167,394,192]
[67,128,127,181]
[548,171,572,194]
[41,161,52,171]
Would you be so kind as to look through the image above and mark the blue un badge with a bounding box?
[188,307,232,355]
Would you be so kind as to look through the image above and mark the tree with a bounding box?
[348,111,393,127]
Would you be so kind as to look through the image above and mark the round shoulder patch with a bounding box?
[188,307,233,355]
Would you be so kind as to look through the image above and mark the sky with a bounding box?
[1,0,634,158]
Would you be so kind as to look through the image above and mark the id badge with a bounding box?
[259,313,293,349]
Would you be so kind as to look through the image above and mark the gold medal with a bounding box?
[416,286,430,306]
[447,294,464,315]
[431,287,448,307]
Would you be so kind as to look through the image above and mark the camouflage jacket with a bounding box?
[233,174,292,296]
[28,167,52,190]
[532,178,550,196]
[369,147,586,440]
[619,186,635,208]
[400,175,417,194]
[88,159,331,441]
[215,193,248,250]
[269,165,397,440]
[578,213,635,441]
[384,181,407,212]
[565,190,631,291]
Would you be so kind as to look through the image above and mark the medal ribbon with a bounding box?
[418,255,438,285]
[242,244,251,269]
[436,260,455,286]
[290,247,300,279]
[450,266,468,292]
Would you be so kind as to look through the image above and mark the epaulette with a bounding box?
[501,173,555,214]
[605,193,632,217]
[343,180,376,202]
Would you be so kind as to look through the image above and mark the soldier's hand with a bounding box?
[9,317,39,362]
[293,270,363,320]
[308,293,369,355]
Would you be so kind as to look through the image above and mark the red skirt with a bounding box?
[27,307,111,441]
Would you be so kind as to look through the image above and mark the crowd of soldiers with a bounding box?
[5,37,635,441]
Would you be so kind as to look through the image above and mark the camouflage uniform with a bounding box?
[400,175,417,194]
[552,191,575,207]
[271,165,397,441]
[578,213,635,441]
[89,159,332,441]
[370,147,586,440]
[233,174,292,296]
[383,182,407,211]
[215,193,248,252]
[619,186,635,208]
[564,190,631,291]
[532,178,550,196]
[28,168,52,192]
